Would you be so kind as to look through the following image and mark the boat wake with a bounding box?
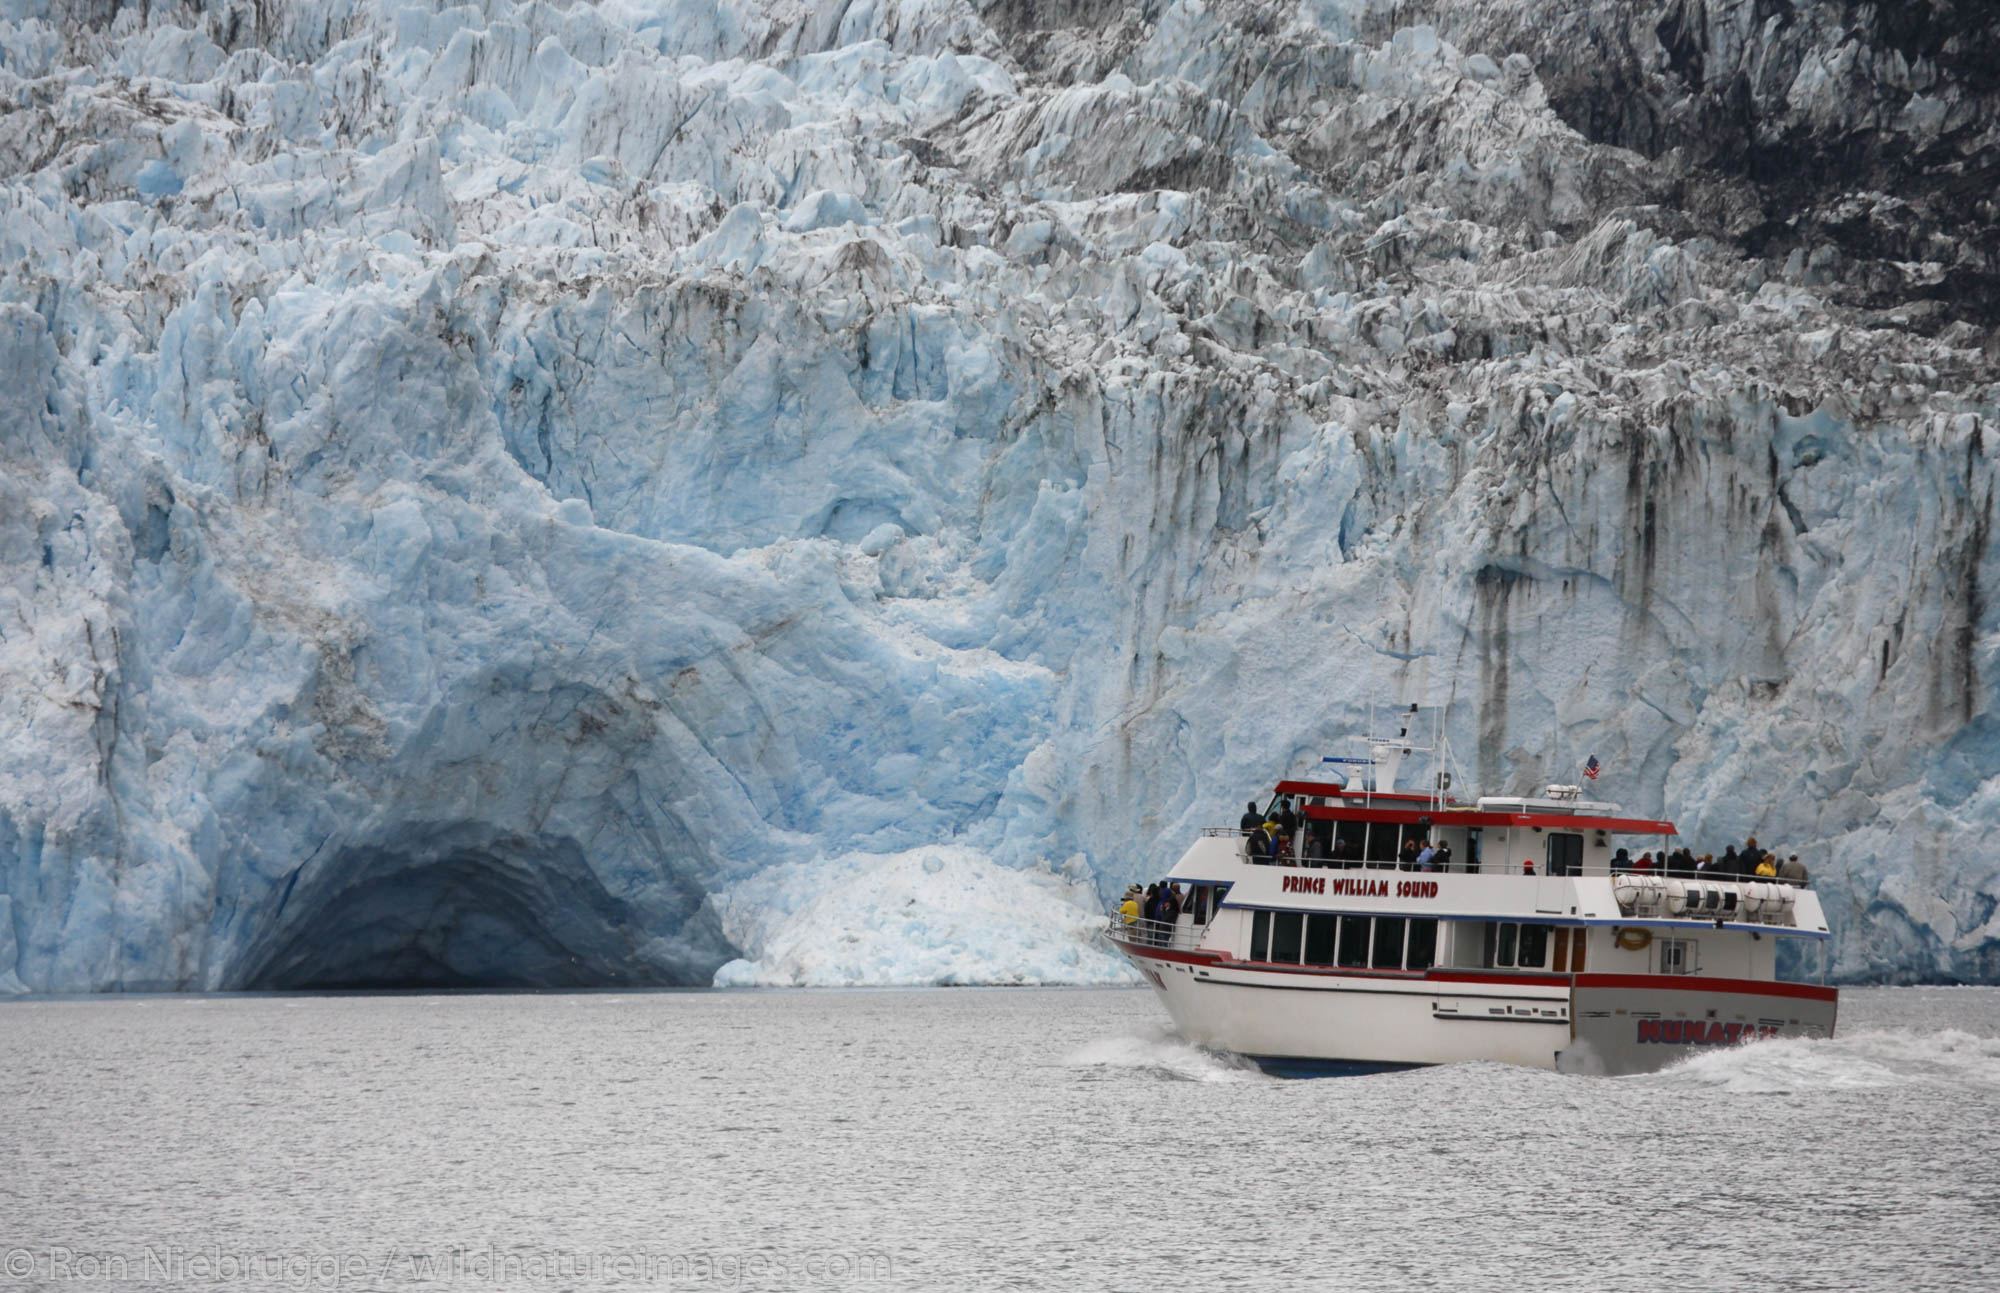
[1065,1028,1266,1083]
[1633,1027,2000,1094]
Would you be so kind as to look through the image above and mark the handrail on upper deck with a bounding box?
[1204,827,1811,887]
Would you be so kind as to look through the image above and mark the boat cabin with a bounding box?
[1261,778,1677,875]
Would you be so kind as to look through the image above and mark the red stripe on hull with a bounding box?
[1115,942,1223,967]
[1574,973,1838,1002]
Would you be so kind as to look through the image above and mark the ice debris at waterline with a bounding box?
[712,846,1131,986]
[0,1,1996,992]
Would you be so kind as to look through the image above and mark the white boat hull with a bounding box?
[1114,939,1837,1077]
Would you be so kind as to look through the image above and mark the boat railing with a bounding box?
[1104,915,1209,953]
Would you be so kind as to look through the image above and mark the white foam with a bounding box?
[1635,1027,2000,1094]
[1065,1027,1266,1083]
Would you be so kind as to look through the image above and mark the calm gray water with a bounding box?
[1,987,1997,1291]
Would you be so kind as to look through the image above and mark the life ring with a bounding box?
[1615,927,1653,952]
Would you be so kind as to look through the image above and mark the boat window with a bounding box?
[1660,938,1696,975]
[1333,819,1367,864]
[1494,922,1518,968]
[1363,823,1397,865]
[1466,827,1482,873]
[1336,915,1371,968]
[1304,914,1338,967]
[1517,924,1550,969]
[1271,911,1304,964]
[1448,922,1485,968]
[1546,833,1583,877]
[1250,910,1270,962]
[1372,917,1406,969]
[1405,918,1437,970]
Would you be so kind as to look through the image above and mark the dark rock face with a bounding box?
[1405,0,2000,329]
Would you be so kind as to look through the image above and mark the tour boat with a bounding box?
[1105,713,1837,1077]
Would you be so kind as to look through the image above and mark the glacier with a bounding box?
[0,0,1995,991]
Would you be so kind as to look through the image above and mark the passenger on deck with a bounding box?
[1634,852,1655,872]
[1158,884,1182,926]
[1240,800,1262,833]
[1693,852,1716,875]
[1739,837,1764,878]
[1148,883,1173,944]
[1415,841,1437,871]
[1433,841,1453,873]
[1277,797,1299,837]
[1306,822,1333,868]
[1755,851,1778,878]
[1119,886,1142,926]
[1779,854,1809,886]
[1611,847,1632,874]
[1399,838,1422,870]
[1522,859,1536,875]
[1721,845,1740,876]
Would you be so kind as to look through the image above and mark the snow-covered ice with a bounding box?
[0,1,1995,990]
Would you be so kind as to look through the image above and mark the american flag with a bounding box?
[1584,755,1600,780]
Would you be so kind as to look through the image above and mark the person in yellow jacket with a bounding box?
[1755,853,1779,878]
[1118,885,1142,925]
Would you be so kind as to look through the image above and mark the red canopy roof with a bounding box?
[1296,802,1676,834]
[1275,779,1454,805]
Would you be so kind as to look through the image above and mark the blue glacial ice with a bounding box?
[0,0,1996,989]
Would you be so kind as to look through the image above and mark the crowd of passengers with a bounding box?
[1234,798,1812,886]
[1604,839,1809,885]
[1117,882,1193,940]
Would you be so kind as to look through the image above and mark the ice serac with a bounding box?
[0,1,1994,990]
